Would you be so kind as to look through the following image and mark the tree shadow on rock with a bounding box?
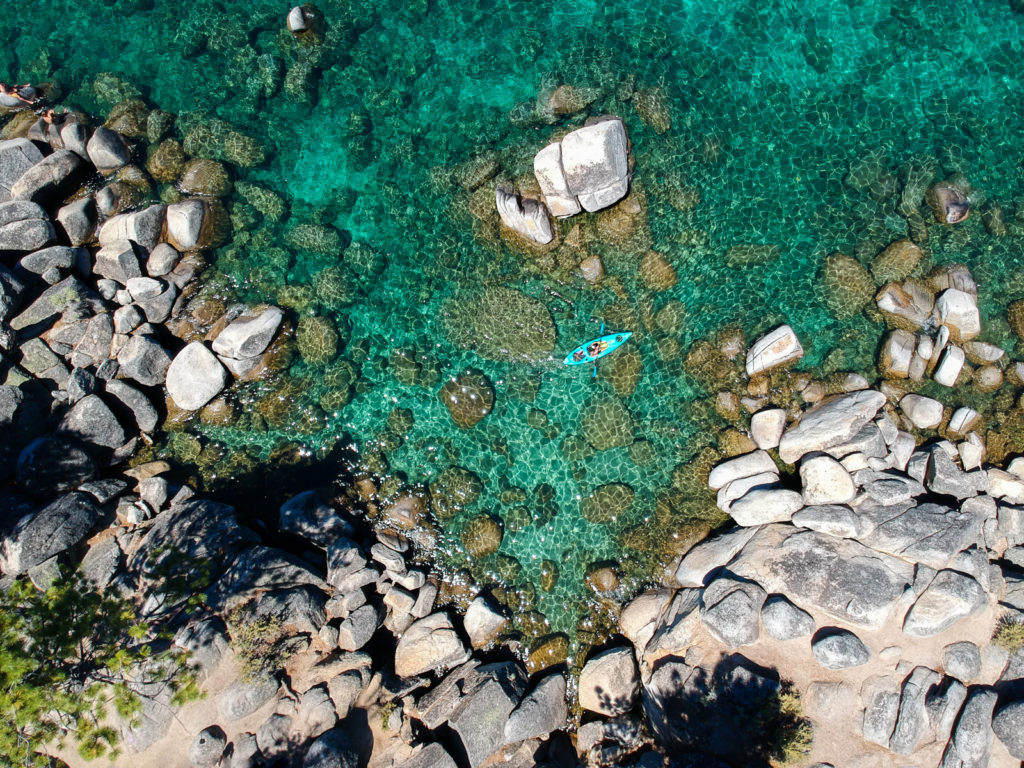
[642,653,812,768]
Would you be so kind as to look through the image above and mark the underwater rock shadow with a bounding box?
[642,653,810,768]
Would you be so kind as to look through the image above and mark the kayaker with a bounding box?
[572,349,586,362]
[587,340,608,358]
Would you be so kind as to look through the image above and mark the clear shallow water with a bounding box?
[10,0,1024,642]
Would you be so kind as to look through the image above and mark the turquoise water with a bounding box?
[10,0,1024,643]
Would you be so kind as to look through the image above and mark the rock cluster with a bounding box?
[493,116,631,245]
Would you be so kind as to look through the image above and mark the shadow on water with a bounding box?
[640,653,812,768]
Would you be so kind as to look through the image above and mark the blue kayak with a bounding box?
[564,331,633,366]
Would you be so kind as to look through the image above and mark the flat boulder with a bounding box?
[212,306,284,360]
[903,569,987,637]
[728,486,803,526]
[166,342,229,411]
[11,149,83,204]
[0,491,101,574]
[778,390,887,464]
[745,325,803,376]
[674,526,758,587]
[735,527,914,629]
[0,199,53,251]
[394,613,471,678]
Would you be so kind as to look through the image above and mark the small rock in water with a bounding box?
[494,186,553,245]
[750,408,786,449]
[926,180,970,224]
[900,394,944,430]
[745,325,803,376]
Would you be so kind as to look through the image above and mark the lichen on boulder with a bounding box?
[442,286,556,363]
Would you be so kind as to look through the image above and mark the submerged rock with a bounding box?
[439,373,494,429]
[442,286,556,364]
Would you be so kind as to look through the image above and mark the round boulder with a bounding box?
[993,701,1024,759]
[943,641,981,682]
[812,628,870,670]
[166,342,230,411]
[761,594,815,641]
[189,725,227,768]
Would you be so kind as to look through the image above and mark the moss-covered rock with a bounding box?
[599,344,643,398]
[147,139,186,183]
[296,316,339,365]
[235,182,286,222]
[540,560,559,592]
[105,98,150,138]
[1009,301,1024,341]
[638,250,678,291]
[633,87,671,134]
[314,266,354,308]
[461,515,503,559]
[285,222,343,254]
[726,244,780,267]
[179,158,231,197]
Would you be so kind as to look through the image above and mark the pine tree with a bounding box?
[0,572,201,765]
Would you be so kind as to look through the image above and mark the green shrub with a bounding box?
[0,573,199,765]
[993,615,1024,652]
[227,605,287,681]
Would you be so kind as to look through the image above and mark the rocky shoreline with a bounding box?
[3,21,1024,768]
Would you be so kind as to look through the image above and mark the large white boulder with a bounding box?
[166,342,230,411]
[728,486,803,526]
[532,117,629,217]
[750,408,786,449]
[900,394,943,430]
[533,143,580,217]
[777,390,887,464]
[707,450,777,490]
[560,119,629,212]
[800,454,855,505]
[935,288,980,340]
[746,325,803,376]
[879,329,915,379]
